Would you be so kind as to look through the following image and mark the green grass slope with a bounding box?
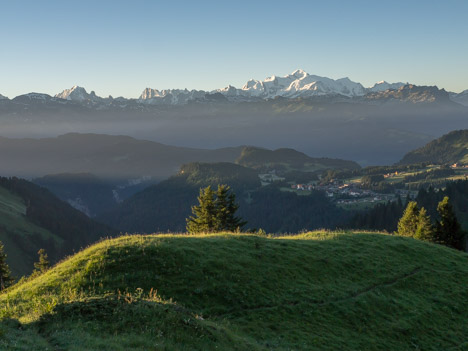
[1,232,467,350]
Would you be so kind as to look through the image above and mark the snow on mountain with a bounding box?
[139,88,206,105]
[0,94,8,100]
[29,70,461,107]
[449,89,468,107]
[10,93,59,105]
[55,86,101,102]
[139,70,384,104]
[219,69,367,99]
[369,81,406,92]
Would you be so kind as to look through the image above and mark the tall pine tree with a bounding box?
[0,241,14,291]
[186,185,246,233]
[397,201,420,237]
[215,185,246,232]
[186,186,217,233]
[434,196,466,250]
[414,207,434,242]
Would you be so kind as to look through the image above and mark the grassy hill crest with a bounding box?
[1,232,467,350]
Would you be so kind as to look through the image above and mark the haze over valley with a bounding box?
[1,70,467,165]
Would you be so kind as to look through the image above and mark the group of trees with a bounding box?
[397,196,466,250]
[186,184,246,233]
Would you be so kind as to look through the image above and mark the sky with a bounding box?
[1,0,467,98]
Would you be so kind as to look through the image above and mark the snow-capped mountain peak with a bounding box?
[369,81,406,92]
[0,93,8,100]
[138,87,206,105]
[47,70,462,106]
[291,69,308,78]
[55,86,100,102]
[235,69,366,99]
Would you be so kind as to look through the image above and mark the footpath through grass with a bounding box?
[1,232,467,350]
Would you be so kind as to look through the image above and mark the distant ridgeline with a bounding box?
[0,177,116,277]
[235,147,361,172]
[98,161,353,234]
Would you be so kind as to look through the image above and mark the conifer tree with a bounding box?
[186,185,246,233]
[34,248,50,273]
[0,241,14,291]
[434,196,466,250]
[186,186,217,233]
[414,207,434,242]
[215,185,246,232]
[397,201,420,237]
[214,184,230,231]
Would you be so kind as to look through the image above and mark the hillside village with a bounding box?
[259,161,468,210]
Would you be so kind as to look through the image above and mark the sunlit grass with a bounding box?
[1,232,467,350]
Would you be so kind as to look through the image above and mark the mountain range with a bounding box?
[1,69,467,106]
[1,70,467,166]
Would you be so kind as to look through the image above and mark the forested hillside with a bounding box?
[399,129,468,165]
[235,147,360,171]
[0,177,116,276]
[98,162,349,233]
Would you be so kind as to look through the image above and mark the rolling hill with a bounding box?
[399,129,468,165]
[0,177,115,277]
[235,146,360,171]
[1,232,467,350]
[0,133,244,181]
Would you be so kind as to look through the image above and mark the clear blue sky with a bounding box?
[1,0,467,98]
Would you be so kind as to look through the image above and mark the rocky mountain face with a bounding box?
[364,84,453,104]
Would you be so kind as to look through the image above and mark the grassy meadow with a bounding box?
[0,232,467,350]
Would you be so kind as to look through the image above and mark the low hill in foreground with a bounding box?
[1,232,467,350]
[399,129,468,165]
